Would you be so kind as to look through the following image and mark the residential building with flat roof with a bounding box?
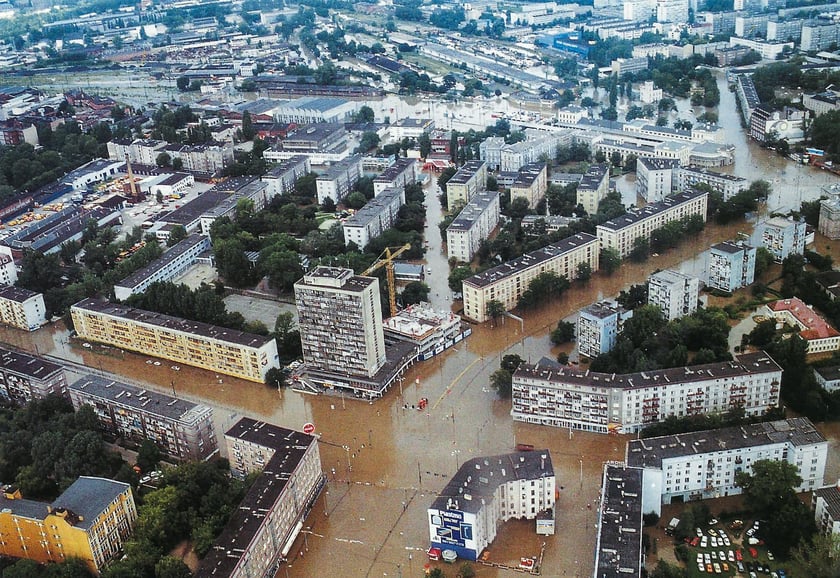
[814,365,840,392]
[373,158,417,196]
[813,483,840,535]
[0,346,66,405]
[463,233,599,323]
[197,418,325,578]
[577,301,633,359]
[70,298,280,383]
[0,247,16,286]
[446,191,500,263]
[677,166,748,201]
[708,240,756,292]
[764,297,840,354]
[315,154,362,205]
[427,451,555,561]
[262,155,310,199]
[758,216,806,262]
[446,160,487,211]
[510,162,547,209]
[597,189,709,258]
[0,477,136,574]
[113,234,211,301]
[0,285,46,331]
[576,162,610,214]
[648,269,699,321]
[389,118,435,139]
[594,464,644,578]
[511,351,781,433]
[69,374,218,462]
[342,186,405,249]
[294,267,385,379]
[801,20,840,52]
[819,195,840,239]
[627,418,827,510]
[636,158,678,203]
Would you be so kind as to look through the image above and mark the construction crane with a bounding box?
[361,243,412,318]
[124,153,142,202]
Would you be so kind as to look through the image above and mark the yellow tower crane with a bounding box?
[361,243,412,318]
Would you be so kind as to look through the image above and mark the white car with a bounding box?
[701,536,708,548]
[728,551,735,562]
[710,536,718,548]
[722,535,731,547]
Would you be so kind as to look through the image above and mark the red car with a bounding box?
[691,537,701,547]
[735,550,743,561]
[749,547,758,559]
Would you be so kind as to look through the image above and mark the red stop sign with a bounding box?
[302,422,315,435]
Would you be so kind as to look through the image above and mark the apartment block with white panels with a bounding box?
[114,234,211,301]
[626,417,827,512]
[577,301,633,359]
[648,269,700,322]
[0,285,46,331]
[708,240,756,292]
[511,352,782,434]
[446,191,500,264]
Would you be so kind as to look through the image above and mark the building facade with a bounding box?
[373,158,417,196]
[627,418,827,510]
[813,484,840,536]
[69,374,218,462]
[114,234,211,301]
[315,154,361,205]
[648,269,700,321]
[576,162,610,214]
[676,167,748,201]
[342,186,405,249]
[636,158,678,203]
[708,240,756,292]
[446,160,487,211]
[462,233,599,323]
[197,418,325,578]
[511,352,781,433]
[764,297,840,354]
[0,285,46,331]
[427,451,555,561]
[510,162,548,209]
[819,196,840,240]
[577,301,633,359]
[446,191,500,263]
[0,346,66,405]
[71,298,280,383]
[597,189,709,258]
[294,267,386,379]
[0,477,137,574]
[758,216,806,262]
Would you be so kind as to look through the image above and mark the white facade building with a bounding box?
[627,418,827,512]
[511,351,782,433]
[636,157,679,202]
[114,235,211,301]
[446,191,500,263]
[676,167,748,201]
[316,154,362,205]
[813,484,840,536]
[342,186,405,249]
[373,158,417,196]
[446,160,487,211]
[577,301,633,359]
[639,80,663,104]
[0,286,46,331]
[262,155,310,199]
[708,240,756,292]
[576,163,610,215]
[758,216,806,262]
[648,269,700,321]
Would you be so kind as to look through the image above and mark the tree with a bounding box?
[486,299,505,326]
[600,247,621,275]
[736,460,802,517]
[437,166,457,190]
[401,281,430,305]
[418,132,431,158]
[550,321,575,344]
[458,563,476,578]
[354,105,375,123]
[241,110,255,140]
[490,369,513,398]
[755,246,774,278]
[576,261,592,283]
[176,76,191,91]
[167,225,187,247]
[155,556,192,578]
[213,238,253,287]
[261,250,303,292]
[265,367,288,389]
[346,191,367,210]
[356,131,380,153]
[448,266,472,292]
[136,439,161,474]
[156,152,171,167]
[629,237,649,262]
[790,533,840,578]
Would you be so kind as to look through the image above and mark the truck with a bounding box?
[665,517,680,536]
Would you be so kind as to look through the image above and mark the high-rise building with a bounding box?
[294,267,385,379]
[0,346,66,405]
[577,301,633,359]
[648,269,699,321]
[758,216,806,262]
[446,160,487,210]
[0,286,46,331]
[819,195,840,240]
[708,240,756,292]
[576,163,610,214]
[636,158,678,203]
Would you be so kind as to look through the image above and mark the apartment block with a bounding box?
[767,16,803,42]
[446,160,487,211]
[478,137,505,171]
[315,154,362,205]
[373,158,417,196]
[764,297,840,354]
[0,477,137,574]
[819,196,840,239]
[627,418,827,511]
[114,234,211,301]
[342,186,405,249]
[801,20,840,52]
[294,267,385,379]
[576,163,610,214]
[71,298,280,383]
[499,131,572,172]
[735,13,769,38]
[462,233,599,323]
[68,374,218,462]
[597,189,709,258]
[639,80,663,104]
[0,346,66,405]
[708,240,756,292]
[262,155,310,199]
[446,191,500,263]
[383,302,469,361]
[427,451,555,561]
[577,301,633,359]
[648,269,700,321]
[813,484,840,535]
[0,246,17,285]
[636,158,678,203]
[814,365,840,392]
[594,465,644,577]
[511,351,782,433]
[758,216,806,262]
[510,162,547,209]
[198,418,325,578]
[657,0,688,22]
[676,166,748,201]
[389,118,435,140]
[0,285,46,331]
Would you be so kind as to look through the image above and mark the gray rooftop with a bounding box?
[298,266,377,293]
[681,166,747,182]
[446,191,499,233]
[814,485,840,520]
[278,96,349,112]
[447,160,486,186]
[265,155,309,177]
[711,240,752,255]
[815,365,840,383]
[464,233,598,289]
[595,464,644,578]
[0,346,63,380]
[72,298,274,349]
[581,301,627,320]
[374,157,415,183]
[51,477,131,531]
[638,157,680,171]
[514,351,781,391]
[317,155,361,180]
[115,234,210,292]
[0,285,40,303]
[511,162,546,188]
[431,451,553,514]
[598,189,708,232]
[627,417,825,468]
[343,186,403,228]
[579,162,610,190]
[69,374,210,422]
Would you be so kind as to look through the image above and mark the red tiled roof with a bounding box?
[768,297,840,340]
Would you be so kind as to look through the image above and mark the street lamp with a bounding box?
[579,458,583,490]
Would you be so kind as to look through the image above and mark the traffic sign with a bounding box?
[302,422,315,435]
